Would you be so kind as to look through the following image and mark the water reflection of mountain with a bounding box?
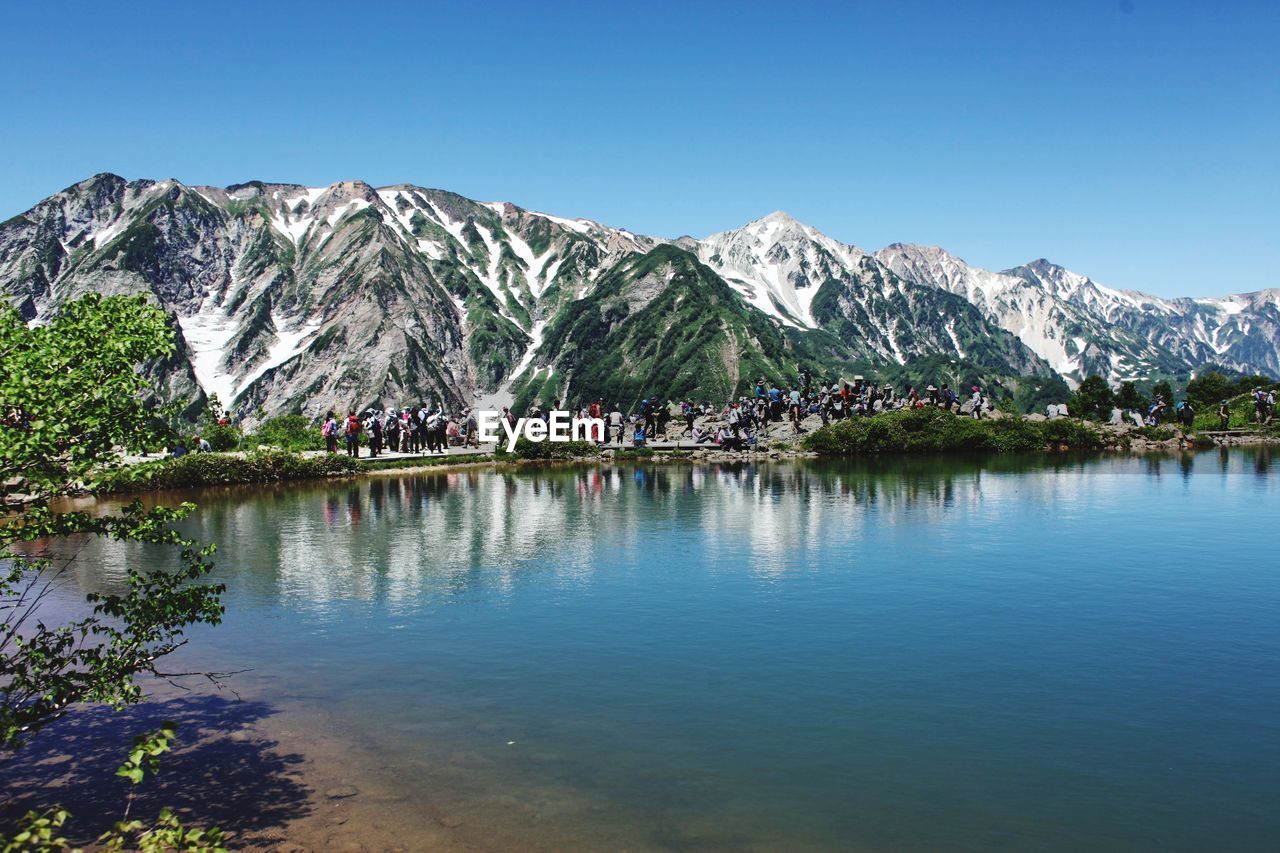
[35,449,1276,605]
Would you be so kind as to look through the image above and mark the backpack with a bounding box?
[321,420,334,438]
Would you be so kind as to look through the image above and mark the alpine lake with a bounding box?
[12,449,1280,851]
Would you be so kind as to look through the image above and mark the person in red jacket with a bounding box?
[587,399,604,442]
[344,410,362,457]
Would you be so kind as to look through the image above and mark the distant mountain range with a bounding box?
[2,174,1276,421]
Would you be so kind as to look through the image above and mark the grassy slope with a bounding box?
[512,245,800,412]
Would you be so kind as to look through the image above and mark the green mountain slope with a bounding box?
[511,246,806,411]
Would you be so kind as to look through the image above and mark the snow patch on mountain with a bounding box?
[235,315,323,400]
[536,212,592,235]
[505,229,555,297]
[176,294,240,405]
[509,319,547,383]
[269,187,328,244]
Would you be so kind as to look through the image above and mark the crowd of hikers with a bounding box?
[319,406,482,458]
[600,372,998,450]
[307,372,999,457]
[298,373,1280,459]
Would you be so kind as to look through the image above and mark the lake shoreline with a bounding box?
[85,413,1280,498]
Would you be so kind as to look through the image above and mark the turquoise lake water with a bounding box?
[27,451,1280,850]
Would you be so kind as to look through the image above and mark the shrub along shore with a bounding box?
[86,408,1280,496]
[94,449,479,494]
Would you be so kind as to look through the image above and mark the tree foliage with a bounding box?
[1069,375,1116,421]
[245,414,321,452]
[2,294,225,748]
[0,293,177,498]
[1185,371,1236,407]
[1,294,227,845]
[1115,381,1147,412]
[1151,380,1175,407]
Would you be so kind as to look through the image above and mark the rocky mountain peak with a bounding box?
[2,174,1277,424]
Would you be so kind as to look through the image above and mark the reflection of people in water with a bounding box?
[346,486,362,526]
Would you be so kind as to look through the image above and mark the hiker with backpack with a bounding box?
[344,410,361,457]
[465,409,480,447]
[767,384,784,422]
[941,384,955,411]
[638,397,655,438]
[1147,395,1167,426]
[1177,400,1195,429]
[606,405,624,444]
[395,407,408,452]
[424,410,442,454]
[321,410,339,453]
[1254,388,1275,425]
[655,399,670,440]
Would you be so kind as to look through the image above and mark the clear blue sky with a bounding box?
[3,0,1276,297]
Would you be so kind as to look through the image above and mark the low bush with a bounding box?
[98,451,359,493]
[246,414,322,451]
[802,408,1105,455]
[500,437,600,460]
[200,423,242,451]
[1130,425,1177,442]
[1037,418,1106,450]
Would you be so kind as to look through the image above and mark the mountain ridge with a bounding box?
[2,173,1276,423]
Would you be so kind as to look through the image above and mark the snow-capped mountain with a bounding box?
[1008,258,1280,379]
[876,244,1280,381]
[1,173,1276,423]
[698,211,867,329]
[699,213,1049,376]
[0,175,658,419]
